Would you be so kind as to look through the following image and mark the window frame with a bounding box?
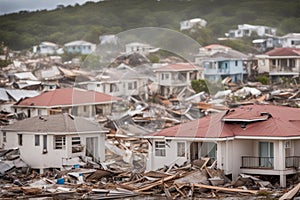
[72,136,82,153]
[177,142,186,157]
[155,141,166,157]
[35,135,40,146]
[54,135,66,150]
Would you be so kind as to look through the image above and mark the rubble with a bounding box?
[0,148,291,199]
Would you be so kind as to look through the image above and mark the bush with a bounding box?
[255,75,269,85]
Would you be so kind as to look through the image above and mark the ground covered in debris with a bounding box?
[1,148,299,199]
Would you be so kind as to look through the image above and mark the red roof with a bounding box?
[148,105,300,139]
[15,88,120,107]
[266,48,300,56]
[155,63,201,72]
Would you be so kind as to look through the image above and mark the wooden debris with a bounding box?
[279,182,300,200]
[193,183,258,194]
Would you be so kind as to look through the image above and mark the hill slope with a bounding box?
[0,0,300,50]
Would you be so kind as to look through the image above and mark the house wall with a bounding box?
[231,139,254,178]
[146,139,188,171]
[256,57,270,73]
[1,131,105,170]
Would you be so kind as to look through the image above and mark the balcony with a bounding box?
[286,156,300,168]
[241,156,300,169]
[241,156,274,169]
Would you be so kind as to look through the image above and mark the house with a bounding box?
[256,48,300,82]
[0,114,108,173]
[76,64,151,99]
[33,41,59,55]
[153,63,202,97]
[64,40,96,55]
[13,87,120,118]
[195,44,249,82]
[144,104,300,187]
[280,33,300,48]
[180,18,207,31]
[226,24,276,38]
[125,42,157,55]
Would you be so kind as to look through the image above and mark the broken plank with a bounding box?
[279,182,300,200]
[134,174,178,193]
[174,184,186,197]
[193,183,258,194]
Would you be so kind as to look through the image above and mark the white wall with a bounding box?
[147,139,188,170]
[1,131,105,170]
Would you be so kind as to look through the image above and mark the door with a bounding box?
[259,142,274,167]
[86,137,99,162]
[190,142,199,162]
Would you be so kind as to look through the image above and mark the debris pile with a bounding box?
[1,150,295,199]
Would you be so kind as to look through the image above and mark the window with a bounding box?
[3,131,6,143]
[161,74,164,80]
[133,81,137,89]
[54,135,66,149]
[18,134,23,146]
[235,61,238,66]
[165,74,169,80]
[38,109,42,116]
[72,137,82,153]
[35,135,40,146]
[43,135,47,152]
[128,82,133,90]
[155,141,166,157]
[177,142,185,157]
[259,141,274,167]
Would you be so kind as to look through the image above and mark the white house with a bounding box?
[64,40,96,55]
[280,33,300,48]
[0,114,108,173]
[226,24,276,38]
[76,64,151,99]
[154,63,202,97]
[144,104,300,187]
[12,87,121,119]
[33,41,60,55]
[180,18,207,31]
[125,42,157,55]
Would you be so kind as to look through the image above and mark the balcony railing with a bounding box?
[286,156,300,168]
[242,156,300,169]
[241,156,274,169]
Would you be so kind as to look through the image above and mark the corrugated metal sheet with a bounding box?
[0,88,9,101]
[14,72,38,81]
[6,89,40,101]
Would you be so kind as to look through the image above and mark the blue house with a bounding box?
[195,44,249,82]
[64,40,96,55]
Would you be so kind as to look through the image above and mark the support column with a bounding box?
[280,172,287,188]
[278,140,286,187]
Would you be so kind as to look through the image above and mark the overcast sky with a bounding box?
[0,0,98,15]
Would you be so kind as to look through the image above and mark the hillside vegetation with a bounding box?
[1,0,300,50]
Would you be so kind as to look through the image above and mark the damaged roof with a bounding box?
[147,105,300,139]
[2,113,108,133]
[14,87,121,107]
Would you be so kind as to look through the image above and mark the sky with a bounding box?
[0,0,98,15]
